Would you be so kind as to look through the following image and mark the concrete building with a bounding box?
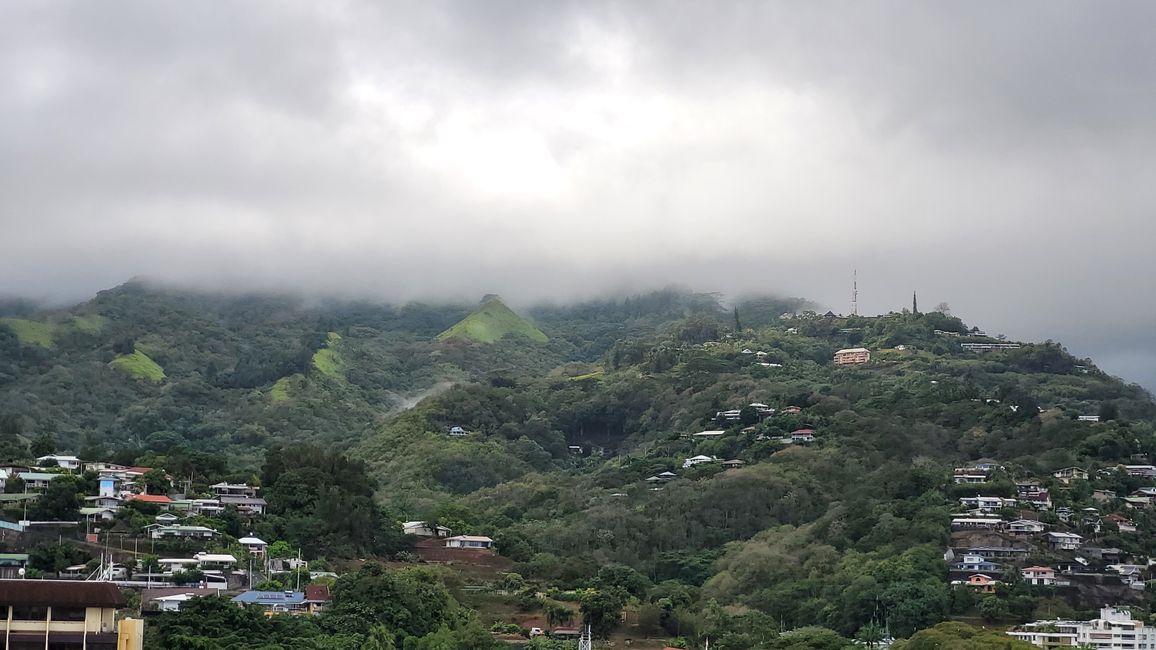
[0,579,140,649]
[1008,606,1156,648]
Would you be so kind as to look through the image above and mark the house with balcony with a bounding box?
[0,579,140,649]
[35,455,82,471]
[1045,532,1084,551]
[833,347,870,365]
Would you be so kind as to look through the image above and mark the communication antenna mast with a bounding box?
[578,623,592,650]
[851,269,859,316]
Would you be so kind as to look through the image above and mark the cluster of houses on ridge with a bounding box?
[637,403,822,486]
[947,458,1156,606]
[1,454,268,528]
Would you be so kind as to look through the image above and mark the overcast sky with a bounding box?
[1,1,1154,389]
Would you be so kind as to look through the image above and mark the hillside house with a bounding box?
[218,494,267,516]
[149,525,216,540]
[968,459,1001,472]
[448,426,467,437]
[1093,489,1117,503]
[953,470,989,484]
[238,536,268,556]
[1106,564,1147,586]
[79,507,116,523]
[1053,467,1089,482]
[402,521,452,538]
[951,517,1005,530]
[690,430,726,439]
[1124,465,1156,477]
[157,558,200,574]
[833,347,871,365]
[962,574,1000,594]
[960,342,1021,352]
[445,535,494,550]
[790,428,816,443]
[1046,532,1084,551]
[782,406,802,414]
[18,472,61,493]
[303,584,332,615]
[130,494,173,508]
[960,546,1031,561]
[84,495,122,510]
[721,460,745,470]
[1021,566,1059,586]
[682,455,717,469]
[194,553,238,571]
[953,554,1001,573]
[959,496,1016,513]
[141,588,222,613]
[83,461,128,474]
[1077,415,1101,422]
[231,590,308,615]
[1007,519,1047,534]
[210,482,259,498]
[1104,514,1137,533]
[35,454,82,471]
[715,410,742,423]
[1019,489,1052,510]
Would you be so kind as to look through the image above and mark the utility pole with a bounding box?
[578,623,592,650]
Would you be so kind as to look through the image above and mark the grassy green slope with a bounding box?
[109,350,166,382]
[436,296,548,344]
[311,332,345,378]
[0,318,59,348]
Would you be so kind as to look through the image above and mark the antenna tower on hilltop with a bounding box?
[851,269,859,316]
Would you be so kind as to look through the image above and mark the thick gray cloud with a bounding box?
[1,1,1154,389]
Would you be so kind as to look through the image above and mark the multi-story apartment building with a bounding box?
[1009,606,1155,648]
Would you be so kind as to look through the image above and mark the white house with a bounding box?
[1007,519,1047,534]
[1046,532,1084,551]
[682,455,717,469]
[402,521,452,538]
[951,517,1005,530]
[209,482,258,498]
[238,536,268,556]
[691,430,726,439]
[1009,607,1156,648]
[959,496,1017,513]
[149,525,217,540]
[194,553,238,570]
[35,454,81,471]
[448,426,467,437]
[445,535,494,550]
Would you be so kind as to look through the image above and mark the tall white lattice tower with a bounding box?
[851,269,859,316]
[578,623,592,650]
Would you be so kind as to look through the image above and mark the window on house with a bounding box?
[11,605,49,620]
[52,606,87,621]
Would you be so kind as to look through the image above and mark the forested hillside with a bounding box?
[3,281,1156,647]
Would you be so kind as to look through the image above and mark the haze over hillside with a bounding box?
[3,3,1156,391]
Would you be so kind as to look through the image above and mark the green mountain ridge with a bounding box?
[2,281,1156,645]
[436,294,548,344]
